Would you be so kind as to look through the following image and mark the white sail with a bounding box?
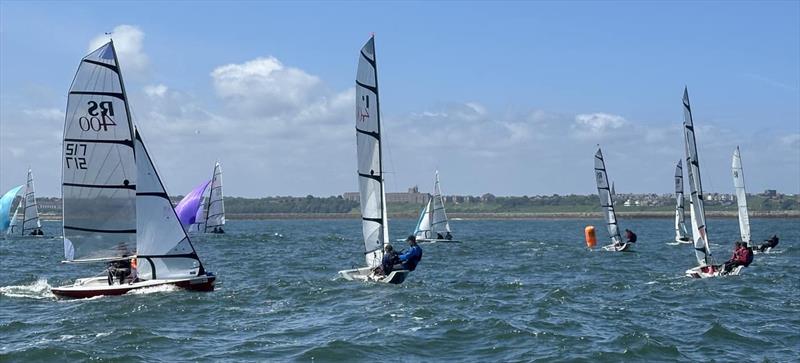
[732,146,751,244]
[356,36,386,268]
[414,198,433,240]
[430,171,452,236]
[7,199,21,235]
[674,160,690,241]
[21,169,42,234]
[62,41,137,261]
[682,88,712,266]
[204,162,225,232]
[594,148,622,245]
[134,130,203,279]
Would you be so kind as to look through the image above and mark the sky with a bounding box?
[1,1,798,198]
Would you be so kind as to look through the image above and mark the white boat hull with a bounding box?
[685,265,743,278]
[52,273,216,299]
[338,266,409,284]
[601,243,632,252]
[417,238,460,243]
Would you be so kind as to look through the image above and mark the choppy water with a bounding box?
[1,218,798,362]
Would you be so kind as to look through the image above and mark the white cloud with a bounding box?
[144,84,168,98]
[781,133,800,149]
[88,25,149,76]
[571,112,627,139]
[22,108,64,122]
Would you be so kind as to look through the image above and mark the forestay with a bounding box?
[62,41,136,261]
[674,160,690,241]
[356,36,387,268]
[594,148,622,245]
[0,185,23,233]
[175,179,211,227]
[682,88,712,266]
[732,146,751,244]
[134,130,203,279]
[414,198,433,240]
[22,169,42,234]
[431,171,452,236]
[204,162,225,232]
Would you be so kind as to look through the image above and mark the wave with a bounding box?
[0,278,54,299]
[127,284,179,295]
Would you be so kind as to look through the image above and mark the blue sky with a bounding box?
[1,1,798,197]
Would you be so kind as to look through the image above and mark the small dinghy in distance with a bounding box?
[338,36,409,285]
[680,88,739,278]
[8,169,46,237]
[203,162,226,234]
[671,160,692,244]
[414,171,459,243]
[52,40,215,298]
[593,148,631,252]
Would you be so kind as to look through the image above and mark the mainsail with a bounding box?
[0,185,23,233]
[356,36,387,268]
[21,169,42,234]
[674,160,690,241]
[732,146,751,244]
[594,148,622,245]
[430,171,452,236]
[204,162,225,232]
[62,41,136,261]
[414,198,433,240]
[175,179,211,227]
[682,87,712,266]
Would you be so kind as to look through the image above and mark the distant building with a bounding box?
[763,189,778,197]
[343,186,429,204]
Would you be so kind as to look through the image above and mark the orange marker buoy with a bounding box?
[585,226,597,248]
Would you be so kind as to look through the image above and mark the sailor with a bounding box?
[743,244,754,267]
[129,256,139,284]
[373,244,399,276]
[396,235,423,271]
[445,231,453,240]
[437,232,444,239]
[624,229,637,243]
[757,235,779,252]
[722,242,746,274]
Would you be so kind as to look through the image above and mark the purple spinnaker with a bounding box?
[175,180,211,227]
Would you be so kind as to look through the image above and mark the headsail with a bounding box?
[414,198,433,240]
[204,162,225,232]
[594,148,622,245]
[62,41,137,261]
[430,171,452,236]
[1,185,23,233]
[732,146,751,244]
[21,169,42,234]
[175,179,211,227]
[682,87,712,266]
[356,36,386,268]
[134,129,203,279]
[674,160,690,241]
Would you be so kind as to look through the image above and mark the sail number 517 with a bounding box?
[65,143,87,169]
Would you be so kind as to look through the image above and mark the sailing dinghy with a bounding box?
[681,88,740,278]
[1,185,23,235]
[672,160,691,244]
[8,169,45,236]
[413,171,458,243]
[593,148,631,252]
[51,40,215,298]
[203,162,226,234]
[338,36,409,284]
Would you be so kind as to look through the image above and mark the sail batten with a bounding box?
[732,147,751,244]
[594,148,622,245]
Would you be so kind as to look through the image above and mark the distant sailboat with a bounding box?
[203,162,226,234]
[0,185,23,235]
[7,169,44,236]
[413,171,458,243]
[51,40,215,298]
[338,36,409,284]
[673,160,691,244]
[682,88,739,278]
[732,147,751,246]
[594,148,630,252]
[175,179,211,231]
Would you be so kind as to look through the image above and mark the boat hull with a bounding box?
[601,243,632,252]
[685,265,742,278]
[417,238,460,243]
[52,273,216,299]
[338,266,409,284]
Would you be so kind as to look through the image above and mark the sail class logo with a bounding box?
[79,101,117,132]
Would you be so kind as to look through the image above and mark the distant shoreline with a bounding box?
[40,211,798,221]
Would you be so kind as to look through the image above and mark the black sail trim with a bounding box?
[64,226,136,233]
[82,59,119,73]
[69,91,125,100]
[362,217,383,224]
[64,138,133,147]
[356,128,380,140]
[137,253,199,260]
[137,192,170,199]
[63,182,135,190]
[358,173,382,182]
[356,80,377,94]
[360,50,376,67]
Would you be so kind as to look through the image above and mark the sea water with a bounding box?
[1,218,798,361]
